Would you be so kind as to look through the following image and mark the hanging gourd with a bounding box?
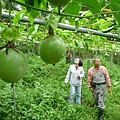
[39,13,66,64]
[0,2,28,83]
[39,35,66,64]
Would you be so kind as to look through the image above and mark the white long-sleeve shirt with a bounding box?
[64,64,85,86]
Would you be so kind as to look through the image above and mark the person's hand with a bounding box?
[108,86,112,93]
[64,82,67,85]
[77,75,80,79]
[89,87,94,93]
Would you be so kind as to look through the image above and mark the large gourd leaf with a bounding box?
[73,0,102,14]
[110,0,120,3]
[109,0,120,26]
[30,0,40,19]
[0,1,2,17]
[63,2,82,15]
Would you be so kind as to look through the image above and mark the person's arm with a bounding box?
[78,67,85,78]
[64,67,71,84]
[104,67,111,87]
[87,69,92,88]
[87,69,94,92]
[104,67,112,93]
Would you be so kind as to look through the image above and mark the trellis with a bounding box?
[1,12,119,39]
[1,2,120,120]
[1,12,120,69]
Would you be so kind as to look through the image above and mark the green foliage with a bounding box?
[109,0,120,26]
[0,55,120,119]
[1,27,19,42]
[13,10,26,24]
[45,13,58,31]
[63,2,82,15]
[47,0,71,7]
[77,0,102,13]
[0,1,2,17]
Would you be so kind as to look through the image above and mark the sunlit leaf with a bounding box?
[25,0,34,12]
[78,0,102,14]
[13,11,25,24]
[45,13,57,30]
[63,2,82,15]
[100,22,113,31]
[117,27,120,38]
[30,9,39,19]
[1,27,19,41]
[30,0,40,18]
[28,13,34,23]
[74,40,79,47]
[75,20,79,31]
[0,1,2,17]
[49,20,57,29]
[109,0,120,26]
[83,42,88,51]
[28,26,34,34]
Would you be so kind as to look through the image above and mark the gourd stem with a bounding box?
[48,25,54,35]
[8,0,12,27]
[48,11,54,35]
[12,84,17,120]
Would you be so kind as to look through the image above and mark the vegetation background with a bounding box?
[0,54,120,120]
[1,0,120,120]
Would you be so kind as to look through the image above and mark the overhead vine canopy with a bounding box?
[0,0,120,52]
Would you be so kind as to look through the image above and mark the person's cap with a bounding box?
[74,58,79,64]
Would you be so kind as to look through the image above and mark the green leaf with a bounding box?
[109,1,120,26]
[58,16,64,23]
[110,0,120,3]
[1,28,19,41]
[63,2,82,15]
[72,0,82,4]
[99,0,106,7]
[38,0,43,5]
[28,25,39,34]
[89,17,97,24]
[45,13,57,30]
[12,28,20,40]
[74,40,79,47]
[13,10,25,24]
[30,0,40,19]
[0,1,2,17]
[25,0,34,12]
[30,9,39,19]
[49,20,57,29]
[68,17,76,24]
[77,0,102,14]
[117,27,120,38]
[28,13,34,23]
[18,0,24,3]
[83,42,88,51]
[28,26,34,34]
[100,21,113,31]
[41,0,47,7]
[75,20,79,31]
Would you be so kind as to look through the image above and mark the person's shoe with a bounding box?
[98,108,103,120]
[98,116,103,120]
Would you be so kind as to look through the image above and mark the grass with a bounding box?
[0,54,120,120]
